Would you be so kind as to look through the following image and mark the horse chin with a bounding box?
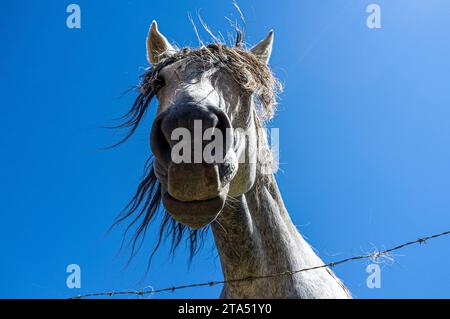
[162,191,227,229]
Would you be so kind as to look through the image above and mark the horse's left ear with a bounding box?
[250,30,274,64]
[146,20,176,65]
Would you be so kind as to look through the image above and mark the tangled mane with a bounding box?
[112,30,281,267]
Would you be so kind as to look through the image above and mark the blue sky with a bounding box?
[0,0,449,298]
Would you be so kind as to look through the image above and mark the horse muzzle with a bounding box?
[150,102,237,228]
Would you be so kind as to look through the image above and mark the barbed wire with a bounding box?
[72,230,450,299]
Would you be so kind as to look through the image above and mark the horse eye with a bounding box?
[153,75,166,93]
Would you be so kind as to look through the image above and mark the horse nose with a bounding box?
[161,106,220,148]
[150,104,232,164]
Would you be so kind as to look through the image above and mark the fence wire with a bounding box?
[72,230,450,299]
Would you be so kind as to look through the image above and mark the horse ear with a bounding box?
[250,30,274,64]
[146,20,175,65]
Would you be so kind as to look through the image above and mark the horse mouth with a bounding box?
[162,191,226,229]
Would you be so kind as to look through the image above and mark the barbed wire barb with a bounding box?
[72,230,450,299]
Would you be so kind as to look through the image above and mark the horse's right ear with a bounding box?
[146,20,175,65]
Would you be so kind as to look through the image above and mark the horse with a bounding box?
[114,20,351,299]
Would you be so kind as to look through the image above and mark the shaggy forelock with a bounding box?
[141,42,281,120]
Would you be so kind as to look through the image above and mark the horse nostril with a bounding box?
[150,115,171,165]
[212,108,233,155]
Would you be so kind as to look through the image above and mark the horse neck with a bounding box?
[211,173,351,299]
